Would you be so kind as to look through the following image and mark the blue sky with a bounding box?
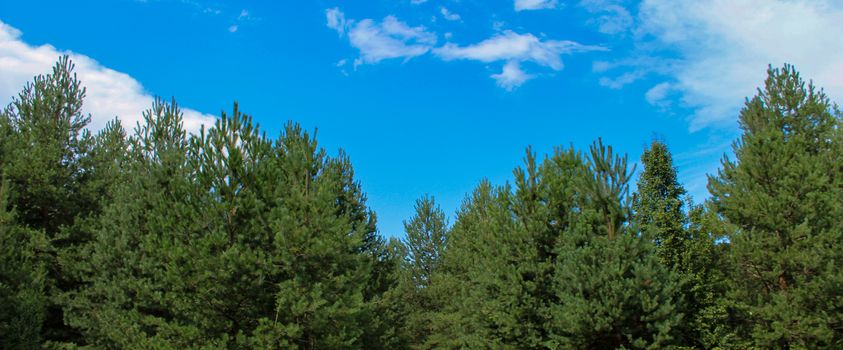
[1,0,842,237]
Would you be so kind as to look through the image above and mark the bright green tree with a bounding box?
[398,195,449,348]
[402,195,448,289]
[709,64,843,348]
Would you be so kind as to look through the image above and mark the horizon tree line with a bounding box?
[1,56,841,349]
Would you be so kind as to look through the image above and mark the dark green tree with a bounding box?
[427,140,683,349]
[709,64,843,348]
[0,56,127,346]
[633,140,687,264]
[68,100,386,349]
[633,140,727,348]
[547,140,682,349]
[0,180,49,349]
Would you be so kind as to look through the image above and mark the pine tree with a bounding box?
[709,64,843,347]
[633,140,726,348]
[633,140,687,264]
[547,139,682,349]
[427,141,683,349]
[0,56,126,345]
[398,195,449,348]
[0,180,49,349]
[403,195,448,289]
[68,100,384,348]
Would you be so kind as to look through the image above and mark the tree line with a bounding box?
[1,56,841,349]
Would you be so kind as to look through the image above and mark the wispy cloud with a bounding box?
[228,8,254,33]
[327,8,604,89]
[326,8,437,67]
[0,20,214,133]
[514,0,558,11]
[435,30,605,89]
[326,8,347,35]
[435,30,604,68]
[580,0,633,35]
[598,0,843,131]
[237,9,249,20]
[440,7,461,22]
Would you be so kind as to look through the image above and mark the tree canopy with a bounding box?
[1,57,841,349]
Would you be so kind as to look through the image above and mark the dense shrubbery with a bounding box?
[1,57,841,349]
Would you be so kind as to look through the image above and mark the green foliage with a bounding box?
[394,195,450,348]
[425,141,683,349]
[634,140,687,263]
[633,140,729,348]
[1,56,841,349]
[709,64,843,348]
[0,56,127,345]
[546,140,681,349]
[0,181,49,349]
[402,195,448,289]
[64,101,386,349]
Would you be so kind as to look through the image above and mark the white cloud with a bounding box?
[599,71,644,89]
[326,9,603,89]
[435,30,605,89]
[580,0,633,35]
[492,61,532,90]
[326,9,437,65]
[326,8,347,35]
[515,0,558,11]
[635,0,843,130]
[440,7,461,21]
[435,30,604,69]
[411,0,428,4]
[237,9,249,20]
[644,82,673,107]
[0,20,215,133]
[228,25,238,33]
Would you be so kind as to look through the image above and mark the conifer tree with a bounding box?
[709,64,843,347]
[0,181,49,349]
[633,140,686,264]
[398,195,449,348]
[403,195,448,289]
[633,140,725,348]
[547,139,682,349]
[68,100,383,348]
[427,141,683,349]
[0,56,125,345]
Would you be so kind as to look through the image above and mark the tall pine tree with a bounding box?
[547,139,682,349]
[633,140,726,348]
[0,56,127,346]
[398,195,449,348]
[709,64,843,347]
